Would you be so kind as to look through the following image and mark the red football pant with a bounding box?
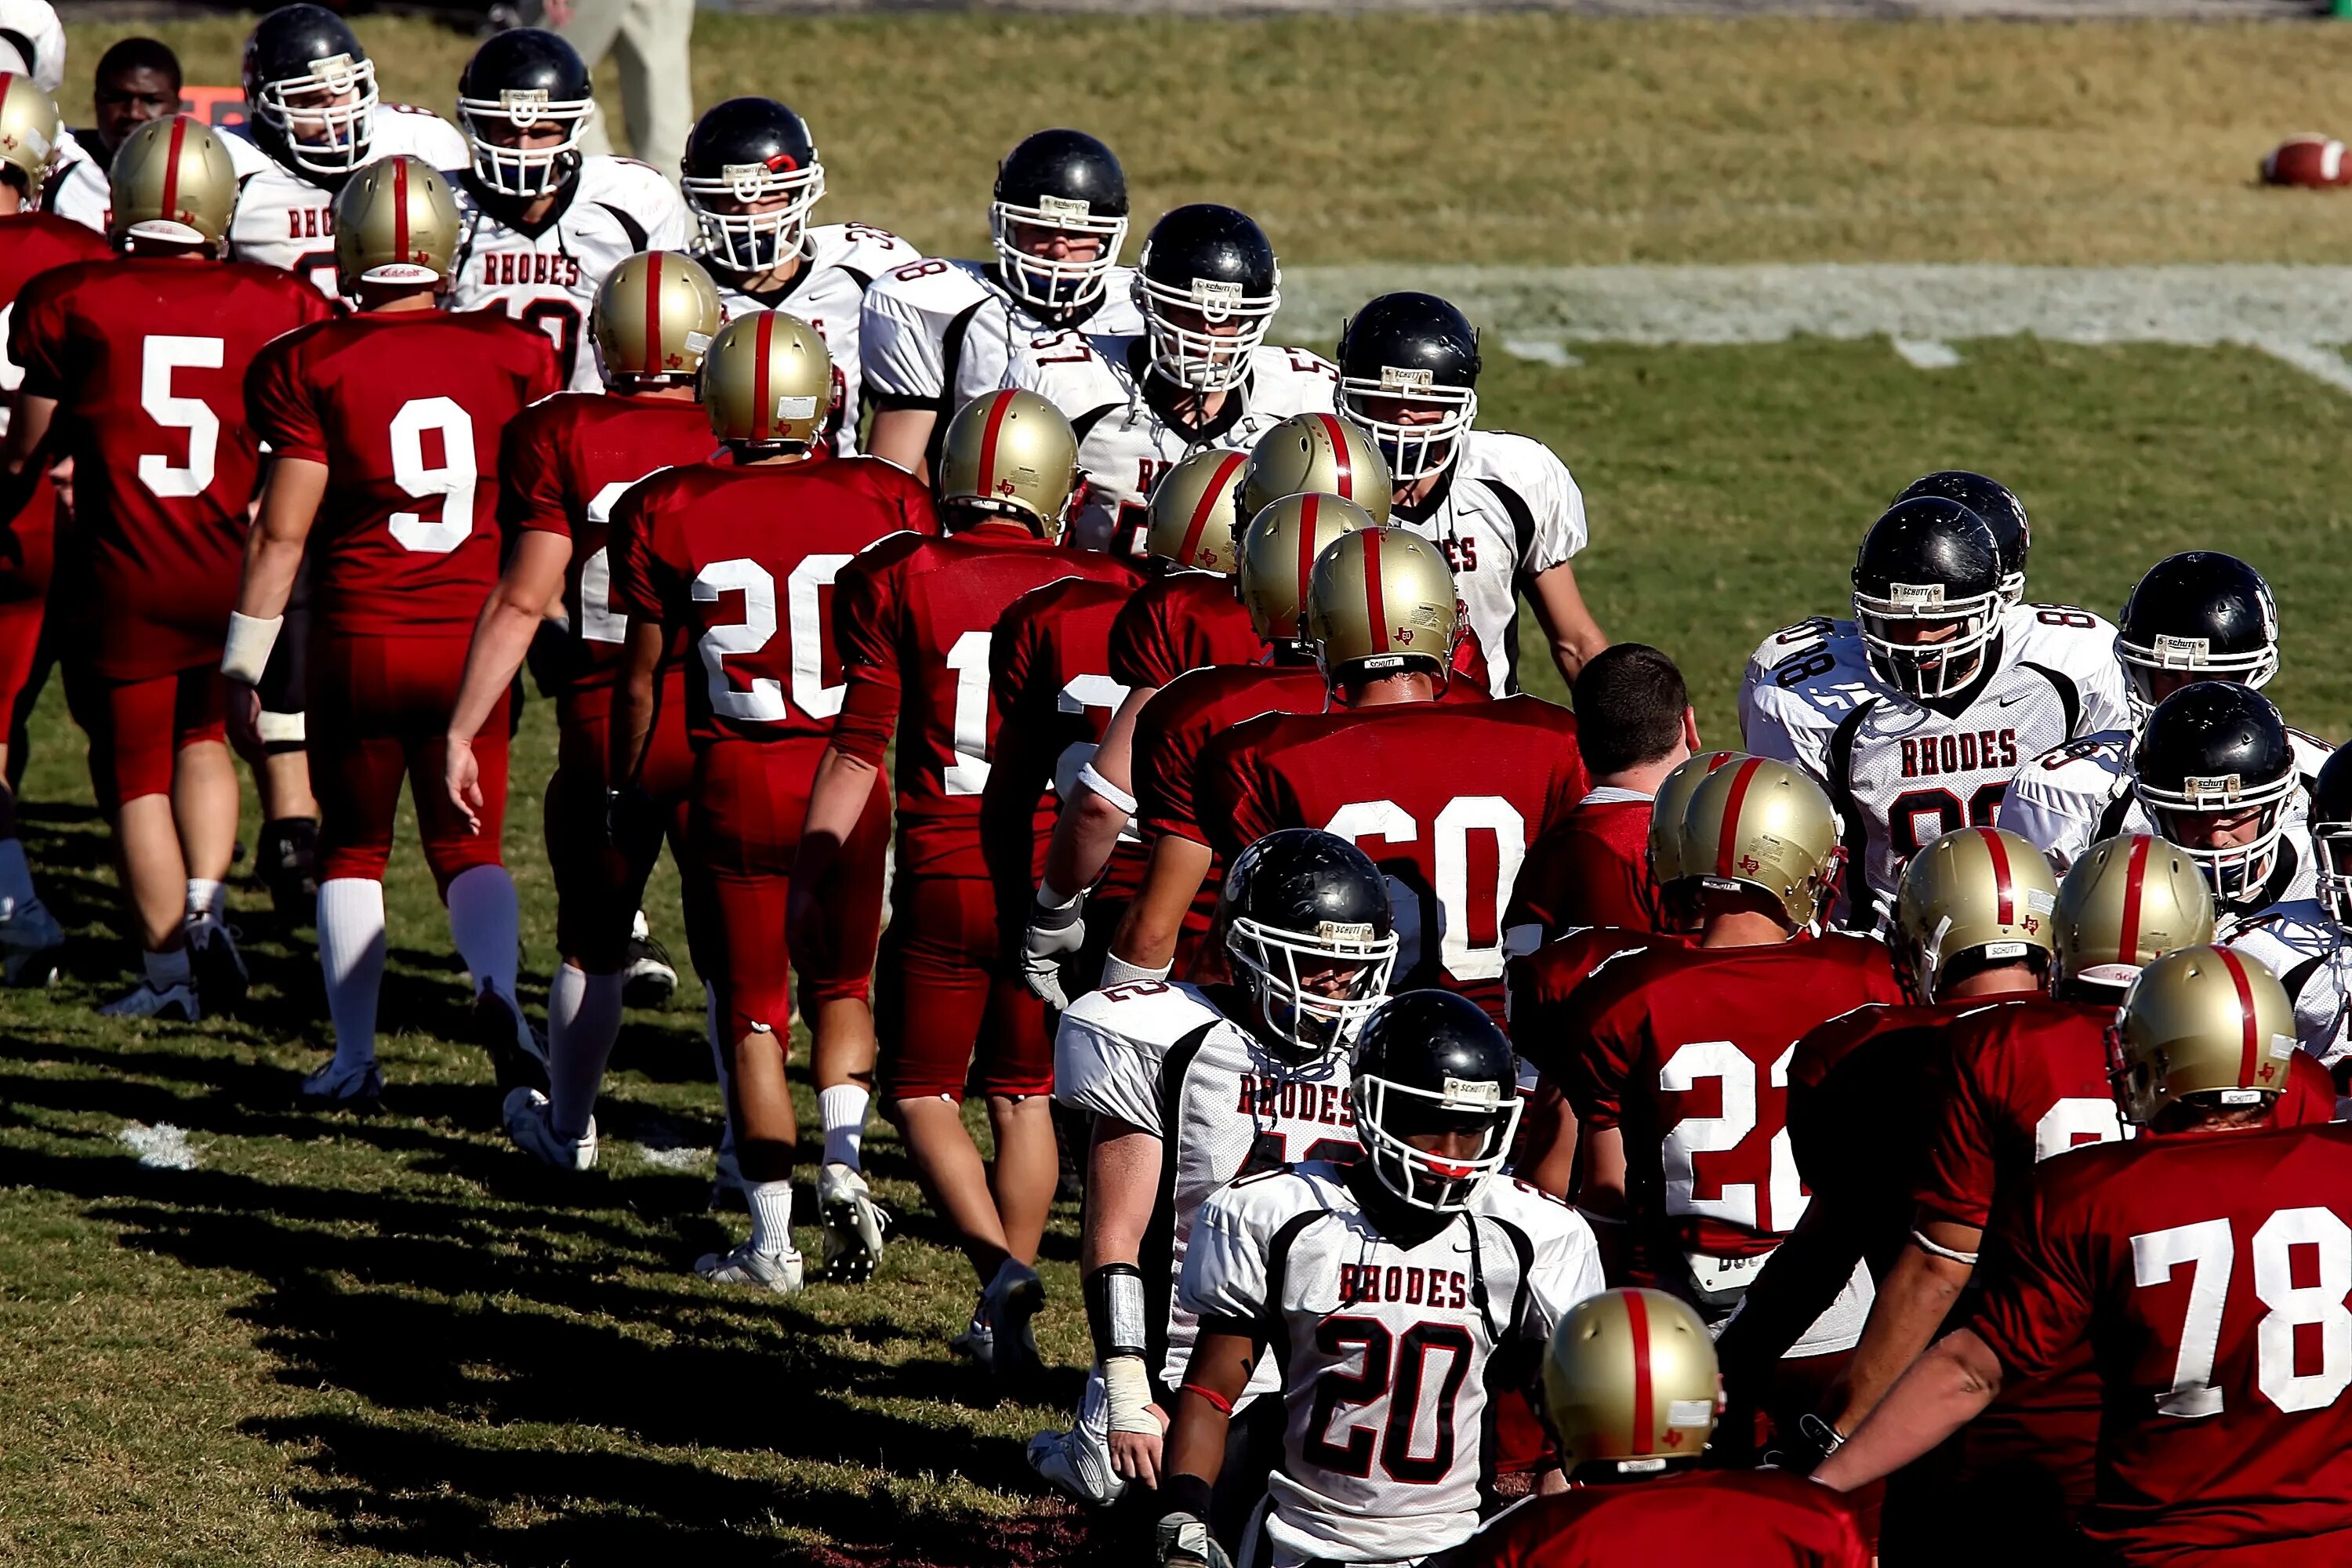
[691,736,888,1044]
[310,636,507,893]
[67,662,229,810]
[875,874,1052,1101]
[548,671,697,967]
[0,474,57,761]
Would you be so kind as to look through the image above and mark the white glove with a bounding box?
[1022,887,1087,1009]
[1155,1512,1235,1568]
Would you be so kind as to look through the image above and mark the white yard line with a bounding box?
[118,1122,198,1171]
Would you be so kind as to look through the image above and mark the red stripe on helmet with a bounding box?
[1293,493,1321,628]
[1715,757,1765,879]
[1978,826,2014,926]
[2117,835,2151,968]
[1315,412,1354,499]
[160,114,187,228]
[1361,528,1388,652]
[641,250,662,373]
[978,389,1015,503]
[1178,449,1248,565]
[751,311,774,441]
[2217,945,2261,1089]
[1623,1290,1655,1456]
[390,156,410,267]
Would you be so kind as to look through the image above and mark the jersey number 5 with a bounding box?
[137,335,226,499]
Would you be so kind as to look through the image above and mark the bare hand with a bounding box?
[227,683,263,756]
[1108,1405,1170,1488]
[445,735,483,836]
[543,0,575,25]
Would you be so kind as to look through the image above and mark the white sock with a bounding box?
[186,877,226,926]
[318,878,387,1071]
[745,1178,796,1257]
[546,961,624,1141]
[143,946,191,990]
[0,837,34,919]
[445,864,520,1002]
[818,1085,870,1170]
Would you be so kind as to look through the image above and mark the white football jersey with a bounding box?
[43,128,107,234]
[1007,334,1338,556]
[2002,724,2332,875]
[1390,430,1588,698]
[860,256,1142,436]
[707,223,917,458]
[1056,978,1355,1398]
[218,107,470,296]
[2227,899,2352,1077]
[1181,1161,1602,1567]
[446,157,692,391]
[1743,606,2125,926]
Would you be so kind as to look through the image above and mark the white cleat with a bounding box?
[694,1242,804,1295]
[950,1293,995,1371]
[818,1163,891,1283]
[1028,1373,1130,1508]
[973,1257,1046,1384]
[99,980,200,1022]
[621,908,678,1010]
[300,1058,385,1112]
[0,899,63,987]
[185,915,248,1010]
[503,1087,597,1172]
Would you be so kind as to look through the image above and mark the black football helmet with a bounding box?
[1337,292,1482,484]
[1850,497,2004,702]
[990,129,1127,318]
[681,97,824,275]
[456,28,593,198]
[1219,828,1398,1062]
[1133,204,1279,394]
[1893,471,2031,607]
[1351,990,1522,1213]
[2114,552,2280,720]
[2132,681,2296,905]
[242,5,378,179]
[2310,748,2352,931]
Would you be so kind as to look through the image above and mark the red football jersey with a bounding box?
[0,213,111,604]
[1507,925,1682,1043]
[1106,568,1260,690]
[1555,935,1905,1260]
[245,309,561,637]
[606,455,935,750]
[1196,694,1588,1019]
[1970,1121,2352,1563]
[13,256,332,677]
[979,567,1145,904]
[1508,791,1661,940]
[1461,1469,1870,1568]
[832,526,1133,879]
[496,389,717,698]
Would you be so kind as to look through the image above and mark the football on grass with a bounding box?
[2261,134,2352,187]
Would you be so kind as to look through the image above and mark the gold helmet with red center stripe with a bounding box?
[2108,944,2298,1124]
[0,73,63,201]
[1892,826,2058,1002]
[935,387,1080,538]
[2053,833,2215,995]
[1236,492,1377,647]
[110,114,241,255]
[1648,750,1744,919]
[331,154,462,287]
[1142,447,1250,574]
[1238,411,1392,524]
[1305,525,1459,684]
[593,250,724,387]
[1542,1288,1720,1475]
[1677,755,1844,931]
[702,309,832,450]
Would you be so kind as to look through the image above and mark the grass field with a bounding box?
[13,11,2352,1566]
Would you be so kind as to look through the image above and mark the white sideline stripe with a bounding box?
[118,1121,198,1171]
[1280,264,2352,394]
[1892,337,1962,369]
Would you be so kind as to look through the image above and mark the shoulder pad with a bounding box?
[815,221,916,272]
[1058,978,1225,1056]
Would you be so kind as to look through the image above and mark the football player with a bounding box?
[1026,829,1396,1518]
[790,389,1131,1372]
[445,28,691,392]
[2232,748,2352,1076]
[41,36,179,231]
[864,127,1138,480]
[1457,1289,1870,1566]
[439,251,726,1171]
[606,313,930,1287]
[2002,552,2328,873]
[0,73,106,984]
[678,96,915,456]
[1005,202,1338,557]
[1159,991,1603,1568]
[2131,681,2314,936]
[228,155,561,1109]
[5,116,330,1018]
[1816,946,2352,1563]
[1190,528,1584,1022]
[1335,291,1605,694]
[1744,493,2119,928]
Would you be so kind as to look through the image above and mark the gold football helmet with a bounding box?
[1893,826,2058,1001]
[1648,750,1744,903]
[1543,1288,1719,1476]
[332,154,462,289]
[2110,944,2298,1124]
[593,251,724,387]
[702,310,833,450]
[1236,492,1377,646]
[2053,834,2215,995]
[0,73,60,201]
[1238,412,1392,524]
[1678,756,1845,931]
[1143,448,1250,574]
[109,115,239,254]
[1306,525,1459,683]
[935,387,1080,537]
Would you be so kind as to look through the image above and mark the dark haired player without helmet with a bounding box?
[42,34,180,231]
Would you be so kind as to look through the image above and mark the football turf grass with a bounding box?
[12,13,2352,1565]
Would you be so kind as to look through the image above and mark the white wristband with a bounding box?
[1099,952,1172,989]
[1076,760,1138,817]
[256,710,306,745]
[221,612,284,685]
[1911,1228,1980,1266]
[1103,1354,1161,1436]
